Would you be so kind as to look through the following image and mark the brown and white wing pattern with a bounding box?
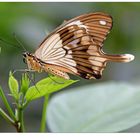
[34,12,134,79]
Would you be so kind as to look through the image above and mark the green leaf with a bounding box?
[20,73,30,94]
[8,72,19,100]
[25,76,78,102]
[47,82,140,132]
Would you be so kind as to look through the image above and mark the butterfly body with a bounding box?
[23,12,134,80]
[23,52,72,79]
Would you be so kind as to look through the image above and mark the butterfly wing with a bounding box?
[34,12,134,79]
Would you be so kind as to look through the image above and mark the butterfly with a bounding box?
[23,12,134,80]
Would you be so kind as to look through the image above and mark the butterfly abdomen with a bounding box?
[44,65,70,79]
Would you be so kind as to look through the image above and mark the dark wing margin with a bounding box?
[39,12,113,48]
[67,12,113,47]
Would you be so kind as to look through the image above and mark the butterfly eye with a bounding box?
[23,57,27,64]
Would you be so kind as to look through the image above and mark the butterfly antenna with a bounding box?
[13,33,27,52]
[0,38,19,49]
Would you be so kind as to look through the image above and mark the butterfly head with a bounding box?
[22,52,34,67]
[22,52,30,64]
[22,52,43,72]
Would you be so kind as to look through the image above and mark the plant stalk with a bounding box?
[40,95,49,132]
[0,86,16,121]
[0,108,15,125]
[17,107,25,132]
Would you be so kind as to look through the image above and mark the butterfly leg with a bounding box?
[12,69,36,74]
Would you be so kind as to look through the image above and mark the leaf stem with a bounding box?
[0,86,16,121]
[40,95,49,132]
[0,108,15,125]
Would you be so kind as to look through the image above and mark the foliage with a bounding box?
[47,82,140,132]
[25,76,77,101]
[0,72,77,132]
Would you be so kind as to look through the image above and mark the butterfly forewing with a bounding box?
[33,12,134,79]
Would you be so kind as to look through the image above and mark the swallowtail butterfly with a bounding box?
[23,12,134,80]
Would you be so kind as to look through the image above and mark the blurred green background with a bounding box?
[0,2,139,132]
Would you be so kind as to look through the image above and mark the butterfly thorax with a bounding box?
[23,52,44,72]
